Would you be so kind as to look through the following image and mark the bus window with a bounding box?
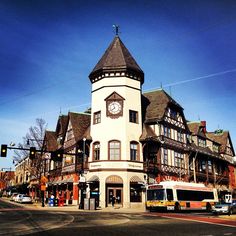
[147,189,164,201]
[166,189,173,201]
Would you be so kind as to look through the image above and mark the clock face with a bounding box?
[108,101,122,114]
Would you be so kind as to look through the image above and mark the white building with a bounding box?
[86,35,146,209]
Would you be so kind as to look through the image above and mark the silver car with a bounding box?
[212,200,236,215]
[20,194,32,204]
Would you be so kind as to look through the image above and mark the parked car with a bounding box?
[10,193,19,201]
[212,200,236,215]
[15,194,24,203]
[19,195,32,204]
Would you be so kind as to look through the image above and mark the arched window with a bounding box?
[130,141,139,161]
[93,142,100,161]
[109,140,121,160]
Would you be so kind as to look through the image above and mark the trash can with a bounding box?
[59,197,64,207]
[84,198,89,210]
[90,198,96,210]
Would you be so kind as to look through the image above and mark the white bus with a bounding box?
[146,181,218,212]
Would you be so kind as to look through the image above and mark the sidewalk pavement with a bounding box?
[1,197,236,220]
[1,197,146,213]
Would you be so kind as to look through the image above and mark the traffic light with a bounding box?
[51,149,63,162]
[29,147,36,159]
[1,144,7,157]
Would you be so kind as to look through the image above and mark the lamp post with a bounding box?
[79,138,86,209]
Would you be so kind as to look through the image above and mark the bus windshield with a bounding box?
[147,189,165,201]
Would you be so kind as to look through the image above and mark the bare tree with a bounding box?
[13,118,47,180]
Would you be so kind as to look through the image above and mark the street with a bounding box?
[0,199,235,236]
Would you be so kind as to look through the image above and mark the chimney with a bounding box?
[201,121,206,133]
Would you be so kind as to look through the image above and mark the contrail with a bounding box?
[164,68,236,87]
[145,68,236,91]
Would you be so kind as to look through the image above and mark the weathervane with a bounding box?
[113,24,120,36]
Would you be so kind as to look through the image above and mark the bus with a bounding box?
[146,181,218,212]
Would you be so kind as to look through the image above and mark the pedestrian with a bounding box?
[111,195,116,207]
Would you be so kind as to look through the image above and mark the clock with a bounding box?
[108,101,122,114]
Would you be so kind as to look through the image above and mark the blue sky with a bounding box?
[0,0,236,169]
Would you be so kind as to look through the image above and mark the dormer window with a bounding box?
[169,108,177,120]
[213,143,219,153]
[198,138,206,147]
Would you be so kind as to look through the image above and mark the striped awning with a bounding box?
[87,175,99,182]
[106,175,123,184]
[130,176,143,183]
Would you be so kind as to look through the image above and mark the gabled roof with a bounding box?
[56,115,68,137]
[89,36,144,83]
[139,124,157,141]
[67,112,91,142]
[207,131,235,156]
[142,89,183,123]
[187,122,201,135]
[44,131,57,152]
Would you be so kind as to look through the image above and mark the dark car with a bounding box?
[212,200,236,215]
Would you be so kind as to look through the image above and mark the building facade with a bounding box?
[18,35,235,208]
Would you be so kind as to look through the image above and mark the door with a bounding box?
[107,187,123,207]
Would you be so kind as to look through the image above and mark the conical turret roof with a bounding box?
[89,36,144,84]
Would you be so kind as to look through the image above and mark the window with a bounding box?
[66,129,73,141]
[130,184,142,202]
[198,138,206,147]
[129,110,138,123]
[213,144,219,153]
[162,148,168,165]
[164,126,171,138]
[169,108,177,120]
[93,142,100,161]
[93,111,101,124]
[174,152,184,168]
[199,160,206,172]
[177,131,184,142]
[130,141,139,161]
[208,160,212,173]
[109,140,121,160]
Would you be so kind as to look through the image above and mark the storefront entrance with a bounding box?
[107,187,122,207]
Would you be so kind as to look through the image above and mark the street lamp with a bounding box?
[79,138,86,209]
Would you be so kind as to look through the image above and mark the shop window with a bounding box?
[130,184,142,202]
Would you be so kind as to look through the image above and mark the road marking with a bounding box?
[161,215,236,228]
[145,213,236,228]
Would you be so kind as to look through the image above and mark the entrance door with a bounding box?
[107,187,122,207]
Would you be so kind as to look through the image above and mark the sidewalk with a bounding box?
[1,197,146,213]
[1,197,236,219]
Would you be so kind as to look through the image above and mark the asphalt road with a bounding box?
[0,199,235,236]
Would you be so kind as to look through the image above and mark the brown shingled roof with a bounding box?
[142,89,183,123]
[56,115,68,137]
[89,36,144,83]
[139,124,157,141]
[44,131,57,152]
[207,131,235,155]
[187,122,201,135]
[68,112,91,142]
